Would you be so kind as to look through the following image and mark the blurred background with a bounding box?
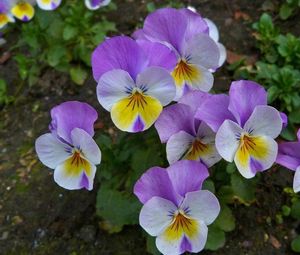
[0,0,300,254]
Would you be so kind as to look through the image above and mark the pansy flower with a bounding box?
[0,0,14,29]
[36,0,62,11]
[35,101,101,190]
[92,36,176,132]
[133,8,221,100]
[196,80,283,178]
[134,160,220,255]
[85,0,111,10]
[155,91,221,167]
[276,129,300,192]
[11,0,35,22]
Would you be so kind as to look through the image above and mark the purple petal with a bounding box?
[155,103,196,143]
[179,90,211,115]
[80,172,89,190]
[228,80,267,127]
[180,237,192,253]
[143,8,188,53]
[280,112,288,128]
[49,101,98,144]
[136,40,177,72]
[195,94,235,132]
[92,36,148,81]
[167,160,209,199]
[250,158,263,174]
[133,116,145,132]
[298,129,300,141]
[132,29,147,40]
[277,142,300,170]
[133,167,180,205]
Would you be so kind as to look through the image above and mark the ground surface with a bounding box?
[0,0,300,254]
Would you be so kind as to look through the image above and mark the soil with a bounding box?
[0,0,299,254]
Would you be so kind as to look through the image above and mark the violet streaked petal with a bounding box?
[36,0,62,10]
[228,80,267,127]
[134,167,180,205]
[195,94,235,132]
[50,101,98,144]
[277,142,300,170]
[155,103,196,143]
[92,36,148,81]
[167,160,209,198]
[85,0,110,10]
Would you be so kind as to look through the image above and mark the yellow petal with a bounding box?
[11,2,35,21]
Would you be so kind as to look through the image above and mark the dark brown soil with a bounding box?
[0,0,299,254]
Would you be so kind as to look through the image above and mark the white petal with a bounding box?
[136,67,176,106]
[139,197,176,236]
[215,120,243,162]
[293,166,300,193]
[36,0,62,10]
[85,0,110,10]
[166,131,195,164]
[186,220,208,253]
[244,105,282,138]
[97,69,135,111]
[35,133,71,169]
[204,18,219,42]
[156,234,183,255]
[71,128,101,165]
[180,190,220,225]
[217,42,226,67]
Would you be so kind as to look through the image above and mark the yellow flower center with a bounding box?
[172,59,201,87]
[63,149,91,176]
[127,91,148,110]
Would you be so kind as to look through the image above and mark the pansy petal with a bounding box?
[111,94,162,132]
[97,69,135,111]
[195,94,235,132]
[280,112,288,128]
[139,197,176,237]
[293,167,300,193]
[143,8,188,53]
[0,13,14,29]
[179,90,211,115]
[156,231,183,255]
[136,67,176,106]
[36,0,62,10]
[215,120,243,162]
[276,142,300,170]
[136,40,177,72]
[11,2,35,21]
[234,135,278,178]
[216,42,227,67]
[132,29,147,40]
[71,128,101,165]
[155,103,195,143]
[166,131,195,164]
[298,129,300,141]
[244,105,282,138]
[204,18,219,42]
[54,159,96,190]
[134,167,180,205]
[167,160,209,198]
[181,190,220,225]
[50,101,98,144]
[228,80,267,127]
[35,133,71,169]
[92,36,148,81]
[85,0,110,10]
[183,33,220,69]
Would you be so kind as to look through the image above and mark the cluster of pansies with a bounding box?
[35,6,299,255]
[0,0,111,29]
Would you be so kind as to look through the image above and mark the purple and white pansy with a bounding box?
[35,101,101,191]
[134,160,220,255]
[85,0,111,10]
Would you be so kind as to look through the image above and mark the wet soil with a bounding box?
[0,0,299,254]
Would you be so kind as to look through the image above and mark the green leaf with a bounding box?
[289,110,300,124]
[279,4,293,20]
[291,236,300,252]
[47,45,68,67]
[146,235,160,255]
[70,67,88,85]
[205,226,226,251]
[202,179,216,193]
[96,186,141,233]
[291,200,300,219]
[214,205,236,232]
[63,25,78,40]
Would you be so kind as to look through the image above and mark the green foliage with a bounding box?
[14,1,116,86]
[0,79,14,106]
[292,235,300,253]
[279,0,300,20]
[205,225,226,250]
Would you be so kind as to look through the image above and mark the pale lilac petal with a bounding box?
[92,36,148,81]
[228,80,267,127]
[143,8,188,53]
[134,167,180,205]
[277,142,300,170]
[71,128,101,165]
[156,232,183,255]
[132,29,147,40]
[85,0,110,10]
[215,120,243,162]
[195,94,235,132]
[181,190,220,225]
[136,67,176,106]
[139,197,176,236]
[244,105,282,138]
[167,160,209,198]
[298,129,300,141]
[136,40,177,72]
[36,0,62,10]
[50,101,98,144]
[179,90,211,115]
[35,133,71,169]
[280,112,288,128]
[97,69,135,111]
[155,103,196,143]
[204,18,219,42]
[166,131,195,164]
[183,33,220,69]
[216,42,227,67]
[293,167,300,193]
